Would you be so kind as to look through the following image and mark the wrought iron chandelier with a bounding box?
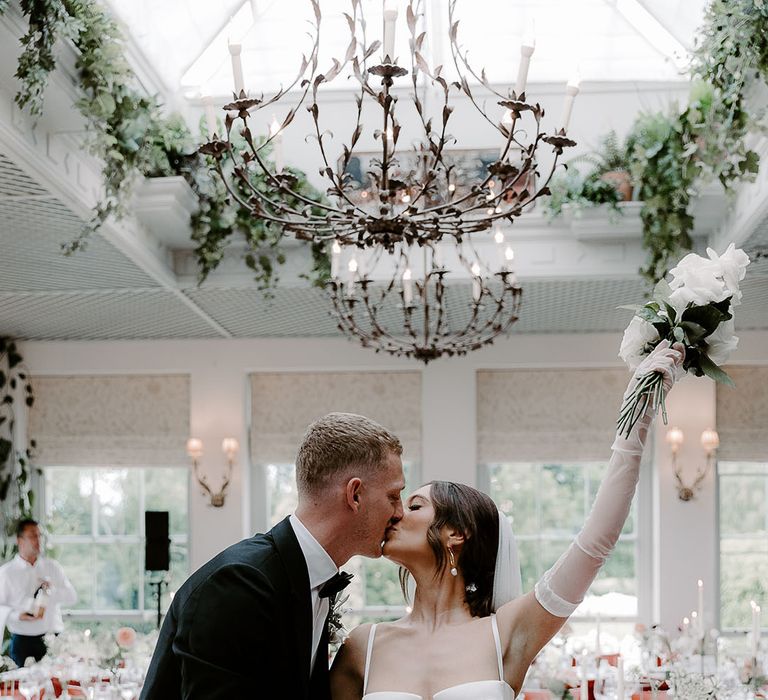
[199,0,578,251]
[327,233,522,362]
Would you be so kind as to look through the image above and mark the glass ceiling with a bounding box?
[107,0,708,98]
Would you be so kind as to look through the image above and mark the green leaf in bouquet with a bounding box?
[617,304,642,312]
[698,353,735,387]
[679,320,708,344]
[710,296,733,319]
[680,303,730,336]
[662,301,677,324]
[673,326,685,343]
[653,278,673,305]
[637,306,665,325]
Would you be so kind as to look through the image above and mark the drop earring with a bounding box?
[448,546,458,577]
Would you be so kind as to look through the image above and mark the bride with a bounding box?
[330,341,684,700]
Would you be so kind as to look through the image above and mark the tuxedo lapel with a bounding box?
[309,609,331,700]
[272,517,313,698]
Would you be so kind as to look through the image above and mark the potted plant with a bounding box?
[577,130,633,201]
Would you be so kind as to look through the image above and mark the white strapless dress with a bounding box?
[361,615,515,700]
[364,679,515,699]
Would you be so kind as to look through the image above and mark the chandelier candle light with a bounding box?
[199,0,578,251]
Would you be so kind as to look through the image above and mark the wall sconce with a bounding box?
[665,426,719,501]
[186,437,238,507]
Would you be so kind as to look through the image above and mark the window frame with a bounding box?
[42,465,190,621]
[478,458,651,622]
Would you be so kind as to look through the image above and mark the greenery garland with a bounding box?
[0,0,329,288]
[0,338,36,556]
[3,0,768,284]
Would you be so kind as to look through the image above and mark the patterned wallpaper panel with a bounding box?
[249,371,421,464]
[716,366,768,461]
[29,375,190,466]
[477,368,629,462]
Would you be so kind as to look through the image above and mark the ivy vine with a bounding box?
[0,338,36,556]
[0,0,330,288]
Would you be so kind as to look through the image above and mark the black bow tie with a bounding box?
[318,571,353,599]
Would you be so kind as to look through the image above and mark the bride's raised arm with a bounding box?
[497,340,685,676]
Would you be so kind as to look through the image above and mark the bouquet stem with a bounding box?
[617,371,668,439]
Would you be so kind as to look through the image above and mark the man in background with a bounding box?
[0,519,77,667]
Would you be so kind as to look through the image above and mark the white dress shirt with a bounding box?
[0,554,77,636]
[288,514,338,673]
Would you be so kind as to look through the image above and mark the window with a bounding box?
[44,467,189,618]
[485,462,639,618]
[265,462,418,620]
[719,461,768,630]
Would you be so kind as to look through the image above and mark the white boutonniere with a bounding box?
[327,593,350,646]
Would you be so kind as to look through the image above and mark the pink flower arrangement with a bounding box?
[115,626,137,650]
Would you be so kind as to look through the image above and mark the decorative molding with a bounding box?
[133,176,199,250]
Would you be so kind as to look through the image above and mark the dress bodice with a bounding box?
[361,615,515,700]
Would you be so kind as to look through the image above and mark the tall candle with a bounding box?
[595,611,602,654]
[580,651,589,700]
[383,0,398,61]
[402,267,413,305]
[202,96,217,139]
[752,601,761,658]
[347,258,358,298]
[514,41,535,97]
[471,262,482,301]
[228,43,245,94]
[331,240,341,279]
[616,656,625,699]
[269,116,284,173]
[697,579,704,635]
[493,226,505,268]
[559,75,580,132]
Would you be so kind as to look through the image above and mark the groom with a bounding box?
[141,412,405,700]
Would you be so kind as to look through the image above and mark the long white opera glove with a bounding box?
[534,341,685,617]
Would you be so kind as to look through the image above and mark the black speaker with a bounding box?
[145,511,170,571]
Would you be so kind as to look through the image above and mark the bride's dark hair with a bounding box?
[399,480,500,617]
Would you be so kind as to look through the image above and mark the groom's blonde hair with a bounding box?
[295,412,402,495]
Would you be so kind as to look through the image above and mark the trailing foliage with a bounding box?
[0,0,330,288]
[0,338,36,557]
[543,167,623,219]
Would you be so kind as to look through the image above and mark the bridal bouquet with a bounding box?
[617,244,750,437]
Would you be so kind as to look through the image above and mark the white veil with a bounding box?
[491,510,522,611]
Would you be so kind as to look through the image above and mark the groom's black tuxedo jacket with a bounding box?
[140,516,331,700]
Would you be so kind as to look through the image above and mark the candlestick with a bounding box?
[595,611,602,654]
[331,240,341,279]
[514,41,535,97]
[559,75,581,132]
[471,262,482,301]
[202,96,217,139]
[383,0,398,61]
[751,600,761,659]
[580,650,589,700]
[402,267,413,305]
[616,656,624,699]
[269,116,284,173]
[228,43,245,94]
[697,579,704,636]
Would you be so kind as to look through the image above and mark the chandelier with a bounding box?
[199,0,578,251]
[327,234,522,362]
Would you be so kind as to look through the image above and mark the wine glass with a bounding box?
[18,674,42,700]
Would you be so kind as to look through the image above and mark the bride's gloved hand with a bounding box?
[614,339,686,456]
[534,341,685,617]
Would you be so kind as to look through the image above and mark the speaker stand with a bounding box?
[149,576,169,629]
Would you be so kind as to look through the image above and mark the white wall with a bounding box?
[18,330,768,630]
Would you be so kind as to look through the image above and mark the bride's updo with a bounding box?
[404,481,500,617]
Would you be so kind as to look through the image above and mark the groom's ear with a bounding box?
[344,477,363,512]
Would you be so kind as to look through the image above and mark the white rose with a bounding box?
[668,252,729,311]
[619,316,660,370]
[704,318,738,365]
[706,243,750,306]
